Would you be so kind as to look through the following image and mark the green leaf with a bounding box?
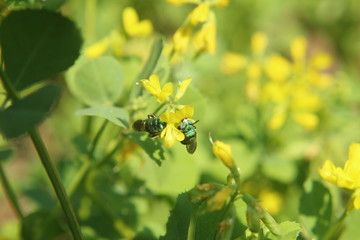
[0,84,60,138]
[128,132,165,166]
[299,180,332,239]
[76,106,129,128]
[0,147,13,163]
[160,192,193,240]
[66,56,124,106]
[21,210,67,240]
[267,221,301,240]
[0,9,82,90]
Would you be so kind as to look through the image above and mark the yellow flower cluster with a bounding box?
[221,32,334,131]
[169,0,230,59]
[140,74,194,147]
[84,7,153,59]
[319,143,360,209]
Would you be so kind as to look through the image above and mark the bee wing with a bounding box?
[186,141,197,154]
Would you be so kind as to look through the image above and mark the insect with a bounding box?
[132,115,167,138]
[178,118,198,154]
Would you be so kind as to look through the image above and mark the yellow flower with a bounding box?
[84,39,109,59]
[173,26,192,53]
[212,141,234,168]
[265,54,291,82]
[193,22,216,55]
[141,74,174,103]
[216,0,230,8]
[123,7,153,37]
[290,37,307,62]
[207,187,233,211]
[319,143,360,190]
[174,77,192,101]
[246,63,261,80]
[292,112,319,130]
[167,0,200,5]
[189,3,210,25]
[251,32,268,56]
[109,30,124,57]
[258,189,283,215]
[160,106,194,147]
[310,52,333,70]
[83,30,124,59]
[268,106,286,130]
[220,52,247,75]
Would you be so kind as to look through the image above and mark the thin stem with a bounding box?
[96,137,126,168]
[0,164,24,220]
[28,129,83,240]
[67,160,90,197]
[88,119,108,159]
[0,67,19,102]
[152,102,166,116]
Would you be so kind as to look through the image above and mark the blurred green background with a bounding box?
[1,0,360,239]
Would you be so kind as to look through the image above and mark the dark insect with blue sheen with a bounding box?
[133,115,166,138]
[178,118,198,154]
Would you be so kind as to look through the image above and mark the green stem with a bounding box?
[0,164,24,220]
[152,102,166,116]
[0,66,83,239]
[322,209,348,240]
[0,67,19,102]
[67,160,90,197]
[96,137,127,168]
[88,119,108,159]
[28,129,83,240]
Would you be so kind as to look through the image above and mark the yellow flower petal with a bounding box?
[140,74,161,96]
[292,112,319,130]
[84,39,109,59]
[265,54,291,82]
[259,189,283,215]
[175,105,194,120]
[160,111,181,124]
[319,160,338,185]
[212,141,234,168]
[123,7,153,37]
[290,37,307,61]
[268,106,286,130]
[216,0,230,8]
[310,52,333,70]
[109,30,124,57]
[157,82,174,103]
[220,52,247,75]
[246,62,261,80]
[175,78,192,101]
[354,194,360,209]
[193,22,216,55]
[167,0,200,5]
[173,26,191,53]
[251,32,268,56]
[207,187,232,212]
[189,3,210,25]
[344,143,360,188]
[161,124,185,147]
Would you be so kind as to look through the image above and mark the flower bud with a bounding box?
[212,141,234,168]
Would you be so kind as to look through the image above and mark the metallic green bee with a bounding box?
[178,118,198,154]
[133,115,167,138]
